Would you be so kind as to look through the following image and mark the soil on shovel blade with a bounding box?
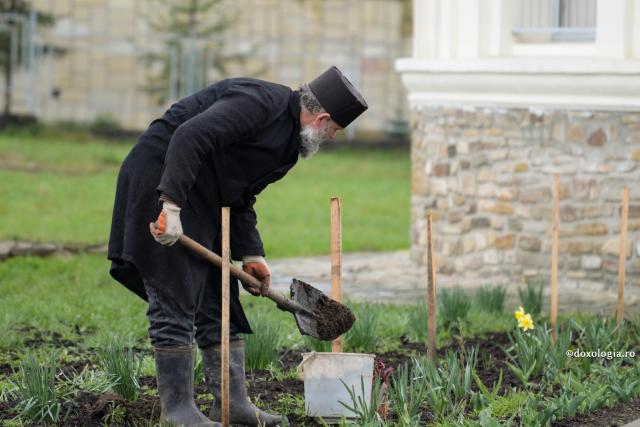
[314,296,356,341]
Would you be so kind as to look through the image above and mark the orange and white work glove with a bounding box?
[150,201,183,246]
[242,256,270,297]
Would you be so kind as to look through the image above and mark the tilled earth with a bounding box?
[1,331,639,426]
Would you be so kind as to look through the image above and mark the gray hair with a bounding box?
[299,84,326,114]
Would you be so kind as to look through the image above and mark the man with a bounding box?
[107,66,367,427]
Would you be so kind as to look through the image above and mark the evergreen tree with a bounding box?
[0,0,54,119]
[142,0,261,104]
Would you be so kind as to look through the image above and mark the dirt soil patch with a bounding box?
[553,396,640,426]
[1,331,638,426]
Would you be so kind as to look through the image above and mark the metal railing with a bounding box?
[0,11,39,115]
[513,0,597,43]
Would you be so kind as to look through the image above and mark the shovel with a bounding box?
[178,234,355,341]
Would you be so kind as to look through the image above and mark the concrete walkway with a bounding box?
[2,240,639,313]
[268,250,640,313]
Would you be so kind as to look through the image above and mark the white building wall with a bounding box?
[398,0,640,112]
[397,0,640,302]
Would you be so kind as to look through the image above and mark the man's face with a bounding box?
[299,114,343,158]
[313,114,343,140]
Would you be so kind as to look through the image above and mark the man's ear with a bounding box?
[314,112,331,126]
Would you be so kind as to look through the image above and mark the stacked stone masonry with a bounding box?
[411,107,640,293]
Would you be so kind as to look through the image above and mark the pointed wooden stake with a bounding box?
[221,207,230,427]
[616,187,630,323]
[551,175,559,342]
[331,197,343,353]
[426,213,437,362]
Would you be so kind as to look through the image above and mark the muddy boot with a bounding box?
[155,346,220,427]
[201,340,288,426]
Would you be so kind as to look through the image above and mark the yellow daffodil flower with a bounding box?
[518,313,534,331]
[514,306,525,321]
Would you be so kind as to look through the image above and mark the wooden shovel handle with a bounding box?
[179,234,261,288]
[178,234,309,314]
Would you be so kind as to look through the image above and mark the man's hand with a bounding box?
[242,256,270,297]
[149,201,183,246]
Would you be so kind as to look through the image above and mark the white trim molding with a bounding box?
[399,0,640,111]
[396,58,640,111]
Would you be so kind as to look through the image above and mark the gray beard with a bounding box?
[299,123,329,158]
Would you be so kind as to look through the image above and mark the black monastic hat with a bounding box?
[308,66,368,128]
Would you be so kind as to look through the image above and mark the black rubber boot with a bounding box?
[155,346,220,427]
[201,340,288,426]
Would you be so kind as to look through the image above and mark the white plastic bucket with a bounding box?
[297,352,375,420]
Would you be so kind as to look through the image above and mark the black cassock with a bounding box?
[108,78,301,335]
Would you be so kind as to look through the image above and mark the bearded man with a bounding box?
[107,66,367,427]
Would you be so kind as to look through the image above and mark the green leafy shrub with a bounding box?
[474,407,517,426]
[12,352,68,424]
[518,394,561,426]
[414,346,478,421]
[546,326,573,372]
[475,286,506,313]
[440,288,472,329]
[487,390,528,419]
[591,364,640,403]
[194,346,204,384]
[245,315,281,370]
[345,303,380,353]
[338,376,383,425]
[67,366,116,394]
[303,336,331,353]
[99,338,142,400]
[389,360,429,425]
[518,281,543,316]
[576,316,630,358]
[406,302,429,342]
[441,346,478,402]
[559,372,612,414]
[89,114,122,135]
[471,369,503,412]
[505,327,550,387]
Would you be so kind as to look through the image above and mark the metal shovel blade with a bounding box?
[290,278,356,341]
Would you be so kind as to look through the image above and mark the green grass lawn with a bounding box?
[0,254,524,354]
[2,132,640,427]
[1,255,638,426]
[3,254,626,356]
[0,132,410,257]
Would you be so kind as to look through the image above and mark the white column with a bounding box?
[412,0,512,60]
[485,0,513,57]
[457,0,481,58]
[437,0,458,60]
[632,0,640,58]
[595,0,632,58]
[413,0,439,59]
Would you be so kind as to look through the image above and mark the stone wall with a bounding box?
[410,107,640,294]
[19,0,410,133]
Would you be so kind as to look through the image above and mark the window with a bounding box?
[513,0,596,43]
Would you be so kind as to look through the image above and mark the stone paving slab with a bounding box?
[2,241,639,314]
[0,240,108,259]
[623,420,640,427]
[268,250,640,313]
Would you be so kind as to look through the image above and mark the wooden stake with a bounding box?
[330,197,343,353]
[616,187,630,323]
[220,207,230,427]
[426,213,437,362]
[551,175,559,342]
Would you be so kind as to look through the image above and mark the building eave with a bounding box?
[396,58,640,111]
